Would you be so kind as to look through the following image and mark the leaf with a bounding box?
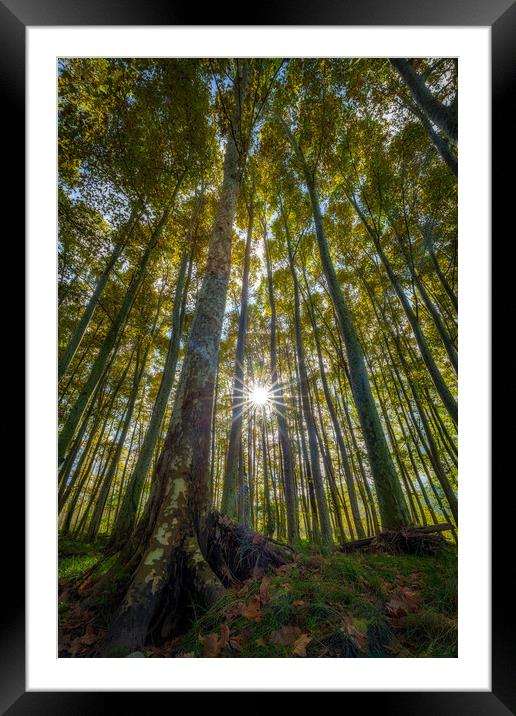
[292,633,311,657]
[240,598,262,621]
[78,579,95,592]
[386,587,421,618]
[224,602,244,619]
[200,632,222,658]
[80,623,100,646]
[259,576,272,604]
[274,564,290,576]
[229,636,243,652]
[219,623,230,649]
[269,625,302,647]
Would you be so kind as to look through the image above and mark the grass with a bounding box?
[57,534,457,659]
[176,547,458,658]
[58,535,113,581]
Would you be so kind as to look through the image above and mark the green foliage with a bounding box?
[177,547,457,658]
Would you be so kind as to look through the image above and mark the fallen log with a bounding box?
[338,523,454,556]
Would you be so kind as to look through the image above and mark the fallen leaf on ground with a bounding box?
[200,632,222,658]
[292,633,311,657]
[385,587,421,618]
[219,624,230,649]
[229,636,243,652]
[270,625,302,647]
[259,576,272,604]
[240,598,262,620]
[342,618,368,650]
[274,564,290,576]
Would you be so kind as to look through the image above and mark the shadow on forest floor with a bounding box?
[58,536,457,658]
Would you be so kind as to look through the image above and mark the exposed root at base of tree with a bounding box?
[338,524,453,556]
[204,512,293,585]
[60,511,292,656]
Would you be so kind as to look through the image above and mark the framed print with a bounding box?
[6,0,514,710]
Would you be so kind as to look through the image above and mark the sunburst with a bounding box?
[248,384,271,407]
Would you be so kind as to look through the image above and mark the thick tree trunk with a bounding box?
[102,62,249,654]
[110,247,191,548]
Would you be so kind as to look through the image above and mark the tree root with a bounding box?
[92,511,292,655]
[338,524,454,556]
[203,511,291,584]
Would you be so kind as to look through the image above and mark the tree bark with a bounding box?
[352,197,457,426]
[283,210,332,544]
[221,197,254,518]
[110,245,191,548]
[263,223,299,543]
[58,175,186,465]
[58,208,139,380]
[103,62,249,653]
[390,59,457,143]
[280,118,410,530]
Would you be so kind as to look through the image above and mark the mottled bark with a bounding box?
[111,247,191,548]
[103,62,249,653]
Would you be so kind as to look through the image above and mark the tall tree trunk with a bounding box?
[85,343,146,542]
[421,225,458,312]
[263,223,299,543]
[221,197,254,518]
[283,211,332,543]
[390,59,457,143]
[58,176,185,465]
[103,62,249,653]
[110,246,191,548]
[58,208,140,380]
[352,197,457,426]
[300,266,365,539]
[280,118,410,530]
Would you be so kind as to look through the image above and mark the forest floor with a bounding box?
[58,536,457,658]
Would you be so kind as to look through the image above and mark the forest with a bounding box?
[58,57,458,659]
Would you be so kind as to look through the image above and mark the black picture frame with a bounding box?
[7,0,513,710]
